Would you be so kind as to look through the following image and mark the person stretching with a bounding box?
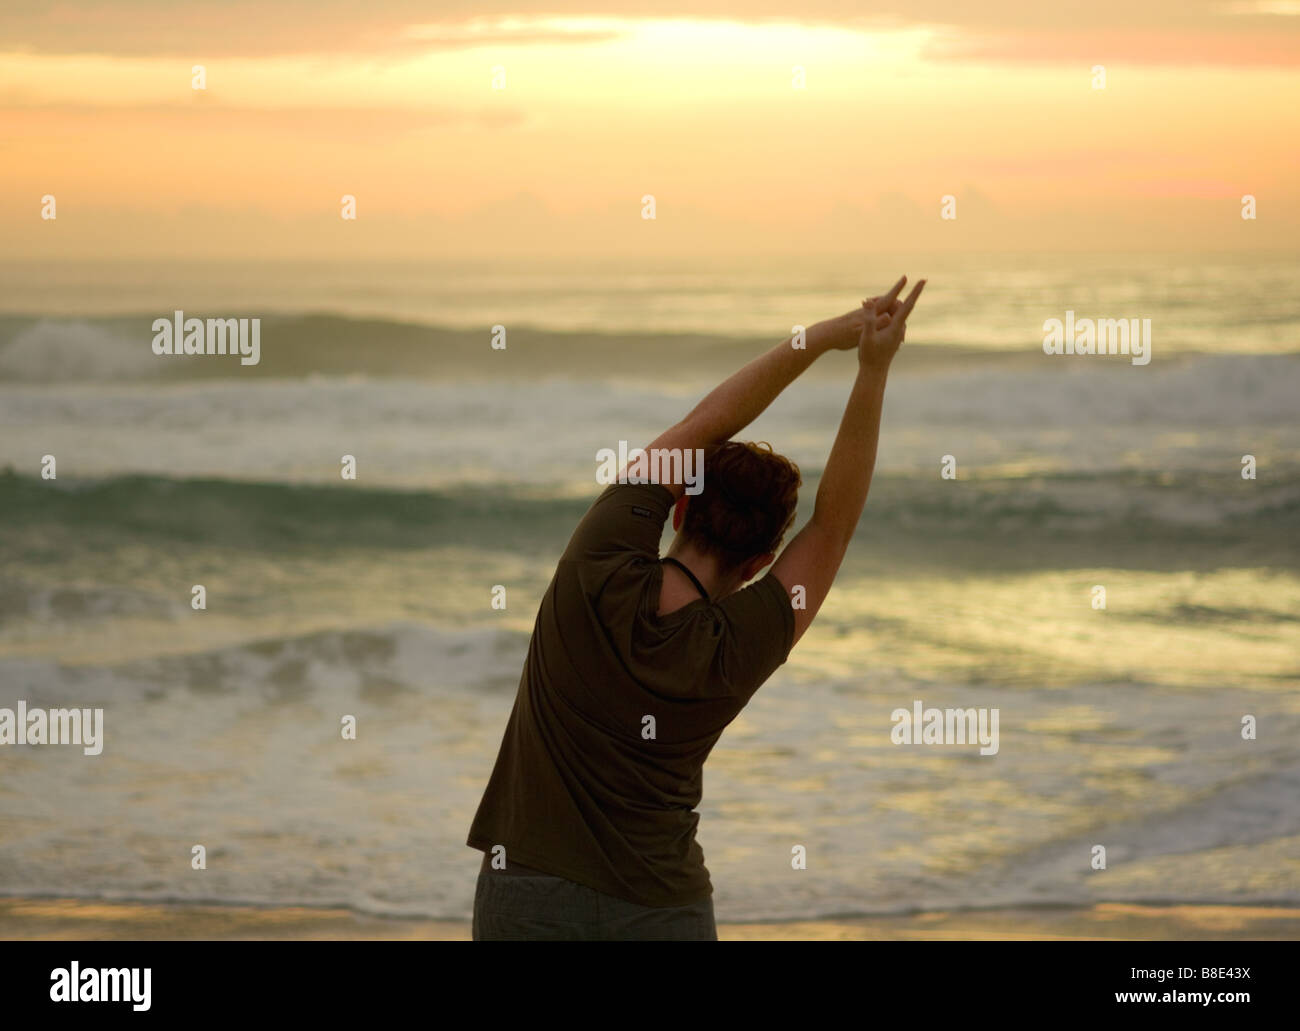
[468,275,926,940]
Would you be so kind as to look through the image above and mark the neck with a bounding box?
[663,543,741,600]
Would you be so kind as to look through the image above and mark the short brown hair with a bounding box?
[681,441,801,570]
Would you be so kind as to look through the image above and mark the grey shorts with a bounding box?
[472,867,718,941]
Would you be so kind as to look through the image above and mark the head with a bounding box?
[670,440,801,596]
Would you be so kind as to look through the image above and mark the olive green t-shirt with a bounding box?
[466,481,796,908]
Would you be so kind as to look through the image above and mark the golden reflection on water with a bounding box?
[790,568,1300,690]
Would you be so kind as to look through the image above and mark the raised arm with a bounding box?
[771,276,926,646]
[625,288,902,500]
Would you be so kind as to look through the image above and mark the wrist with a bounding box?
[856,357,893,382]
[807,314,850,354]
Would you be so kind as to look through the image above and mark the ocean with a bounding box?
[1,254,1297,921]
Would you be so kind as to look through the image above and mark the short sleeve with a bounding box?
[559,482,675,566]
[710,571,796,699]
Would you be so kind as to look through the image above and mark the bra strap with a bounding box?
[661,557,710,603]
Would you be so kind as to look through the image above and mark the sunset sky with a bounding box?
[3,1,1298,257]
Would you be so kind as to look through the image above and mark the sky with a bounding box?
[2,1,1298,258]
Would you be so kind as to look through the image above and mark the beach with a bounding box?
[4,897,1298,941]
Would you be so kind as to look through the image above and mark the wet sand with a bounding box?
[2,898,1296,940]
